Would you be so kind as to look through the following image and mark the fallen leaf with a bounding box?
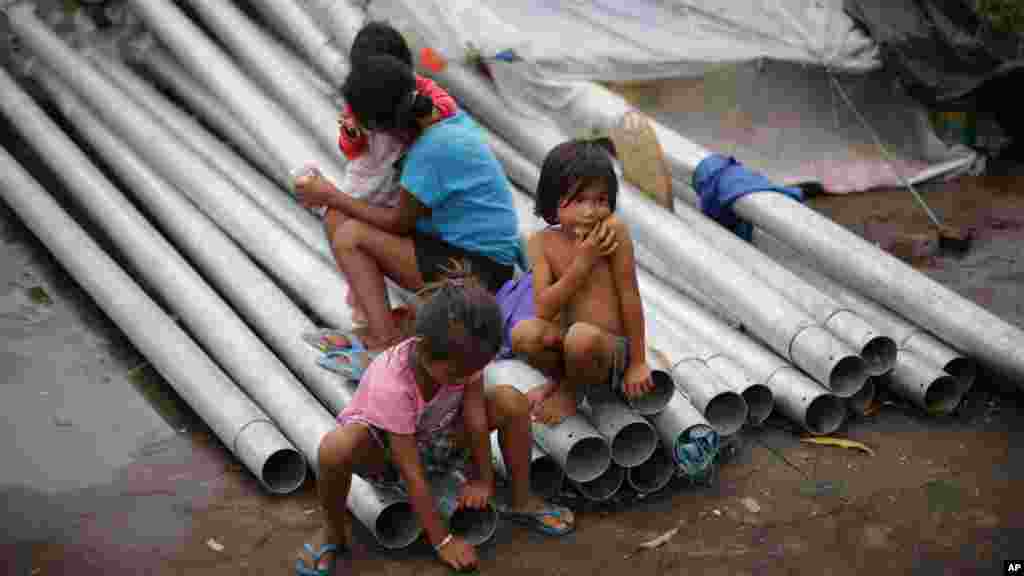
[800,436,874,456]
[206,538,224,552]
[624,525,680,558]
[740,497,761,513]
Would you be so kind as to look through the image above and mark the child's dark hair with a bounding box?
[350,21,413,69]
[534,138,619,225]
[410,261,504,366]
[341,54,433,133]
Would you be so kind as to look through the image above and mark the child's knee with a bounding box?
[510,319,547,355]
[491,384,529,420]
[317,425,362,475]
[564,323,605,361]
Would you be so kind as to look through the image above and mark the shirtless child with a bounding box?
[511,139,656,425]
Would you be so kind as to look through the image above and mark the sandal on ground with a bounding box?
[295,543,348,576]
[502,503,575,536]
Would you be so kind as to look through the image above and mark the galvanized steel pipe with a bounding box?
[179,0,341,156]
[484,359,611,483]
[672,201,897,377]
[307,0,365,49]
[88,48,333,260]
[0,145,304,494]
[641,270,846,435]
[489,432,565,500]
[6,2,353,329]
[888,350,963,414]
[579,398,658,468]
[430,469,500,546]
[625,444,674,495]
[573,464,625,502]
[244,0,350,83]
[846,376,877,417]
[124,0,346,187]
[647,387,716,470]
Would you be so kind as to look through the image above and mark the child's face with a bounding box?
[557,179,612,237]
[424,350,494,387]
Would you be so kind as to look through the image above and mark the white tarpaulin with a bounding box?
[367,0,980,193]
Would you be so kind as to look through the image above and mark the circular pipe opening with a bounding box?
[530,456,566,500]
[576,465,624,502]
[261,448,307,494]
[626,448,673,494]
[846,376,877,415]
[944,357,978,394]
[610,421,657,468]
[451,503,499,546]
[828,354,868,398]
[924,374,963,415]
[704,391,748,436]
[861,336,898,376]
[742,384,774,425]
[375,500,422,550]
[804,394,846,436]
[563,435,611,483]
[628,370,674,415]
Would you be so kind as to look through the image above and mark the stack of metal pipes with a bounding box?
[4,0,1016,550]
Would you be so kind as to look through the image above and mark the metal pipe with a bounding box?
[625,443,674,495]
[87,47,333,261]
[124,0,346,187]
[425,63,867,395]
[572,464,624,502]
[672,201,897,377]
[307,0,365,49]
[178,0,341,157]
[6,2,353,329]
[755,233,977,393]
[647,388,715,470]
[430,469,500,546]
[846,376,878,417]
[28,62,357,417]
[888,350,964,414]
[645,321,749,436]
[634,243,744,329]
[641,270,846,435]
[489,432,565,500]
[243,0,350,83]
[124,37,286,186]
[483,359,611,483]
[578,398,658,469]
[0,145,304,494]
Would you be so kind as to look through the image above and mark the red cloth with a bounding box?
[337,75,458,160]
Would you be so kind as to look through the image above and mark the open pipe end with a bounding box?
[261,447,308,495]
[626,447,674,494]
[846,376,878,416]
[861,335,898,376]
[828,354,869,398]
[375,500,422,550]
[924,374,963,415]
[627,369,674,415]
[704,391,748,437]
[575,465,625,502]
[564,435,612,484]
[610,421,658,468]
[450,503,500,546]
[944,357,978,394]
[804,394,846,436]
[742,384,774,426]
[530,456,566,500]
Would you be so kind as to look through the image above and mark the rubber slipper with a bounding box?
[295,543,347,576]
[318,346,383,382]
[302,328,359,354]
[503,504,575,536]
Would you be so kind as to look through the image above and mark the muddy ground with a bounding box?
[3,114,1024,574]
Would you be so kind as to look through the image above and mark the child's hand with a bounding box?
[623,362,655,399]
[437,535,478,571]
[293,172,331,208]
[455,479,494,511]
[578,219,619,267]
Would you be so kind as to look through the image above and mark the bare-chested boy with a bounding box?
[511,139,656,425]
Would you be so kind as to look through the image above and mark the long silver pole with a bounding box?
[124,0,346,187]
[625,444,674,495]
[579,398,658,469]
[6,2,353,329]
[483,359,611,484]
[88,47,333,261]
[572,465,625,502]
[179,0,341,157]
[28,62,356,417]
[243,0,350,83]
[647,387,715,470]
[125,36,286,187]
[641,270,846,435]
[0,146,304,494]
[307,0,365,49]
[489,432,565,500]
[672,201,897,376]
[888,350,963,414]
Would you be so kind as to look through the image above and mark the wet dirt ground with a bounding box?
[3,114,1024,574]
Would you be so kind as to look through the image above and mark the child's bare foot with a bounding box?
[534,383,578,426]
[526,380,559,413]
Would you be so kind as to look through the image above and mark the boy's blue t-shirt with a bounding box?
[399,111,521,267]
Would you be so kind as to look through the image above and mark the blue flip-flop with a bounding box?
[317,335,383,382]
[295,543,346,576]
[502,503,575,536]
